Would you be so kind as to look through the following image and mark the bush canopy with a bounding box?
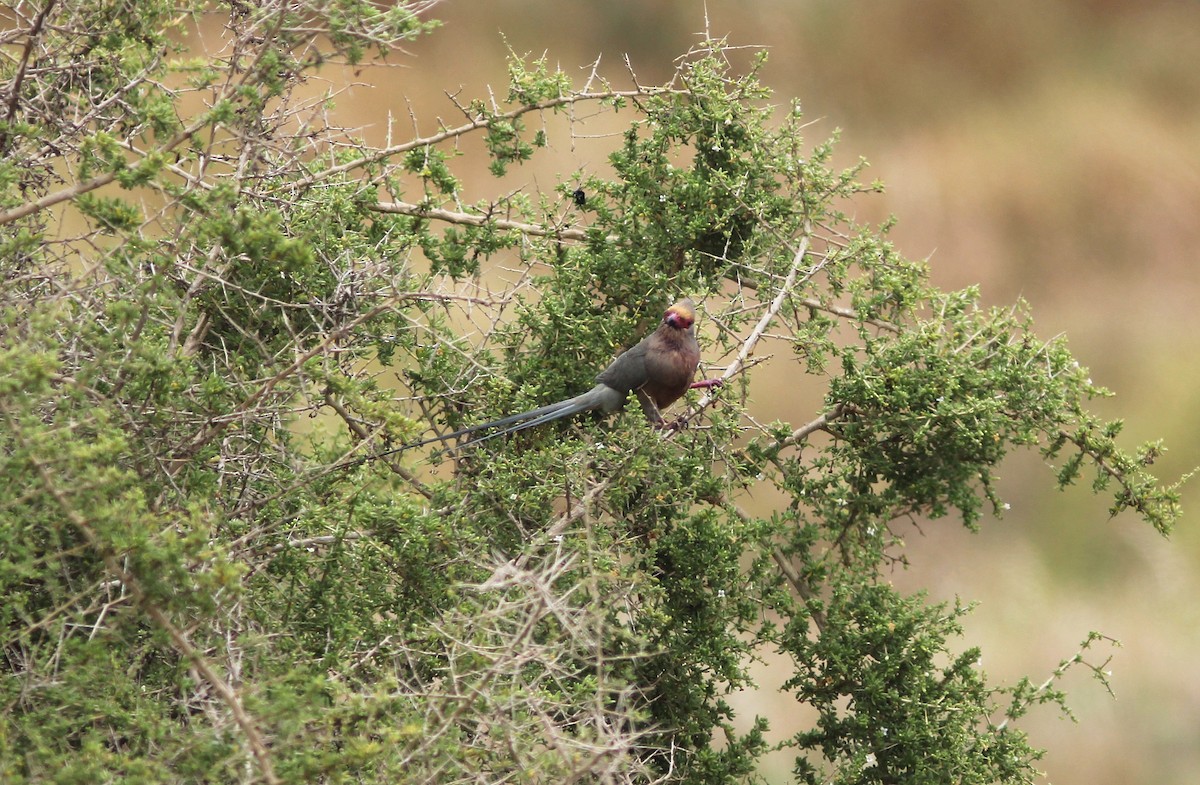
[0,3,1184,784]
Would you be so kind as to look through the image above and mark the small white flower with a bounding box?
[659,194,667,202]
[1003,502,1011,511]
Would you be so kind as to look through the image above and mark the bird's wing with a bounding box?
[594,338,650,394]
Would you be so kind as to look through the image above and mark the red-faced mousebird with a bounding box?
[407,298,721,452]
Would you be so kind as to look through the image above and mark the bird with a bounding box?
[407,298,720,452]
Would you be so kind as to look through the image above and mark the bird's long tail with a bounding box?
[446,395,597,450]
[402,388,605,453]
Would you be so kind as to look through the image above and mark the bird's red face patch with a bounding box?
[664,301,696,329]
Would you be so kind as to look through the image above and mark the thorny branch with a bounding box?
[0,0,58,153]
[668,226,818,432]
[3,404,280,785]
[399,547,673,785]
[372,199,599,243]
[291,86,686,193]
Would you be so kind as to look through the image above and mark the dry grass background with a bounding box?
[321,2,1199,781]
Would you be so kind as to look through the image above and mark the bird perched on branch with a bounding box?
[410,298,721,452]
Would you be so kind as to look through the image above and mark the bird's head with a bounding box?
[663,298,696,330]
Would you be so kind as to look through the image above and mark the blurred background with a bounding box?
[334,2,1199,782]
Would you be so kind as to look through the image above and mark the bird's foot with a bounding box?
[689,378,723,391]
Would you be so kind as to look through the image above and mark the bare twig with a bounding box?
[772,402,849,452]
[372,199,606,243]
[796,296,899,334]
[0,0,58,152]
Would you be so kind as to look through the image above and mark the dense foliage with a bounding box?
[0,2,1183,783]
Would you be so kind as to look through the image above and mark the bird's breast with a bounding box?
[640,333,700,409]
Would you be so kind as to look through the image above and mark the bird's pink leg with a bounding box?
[688,378,723,390]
